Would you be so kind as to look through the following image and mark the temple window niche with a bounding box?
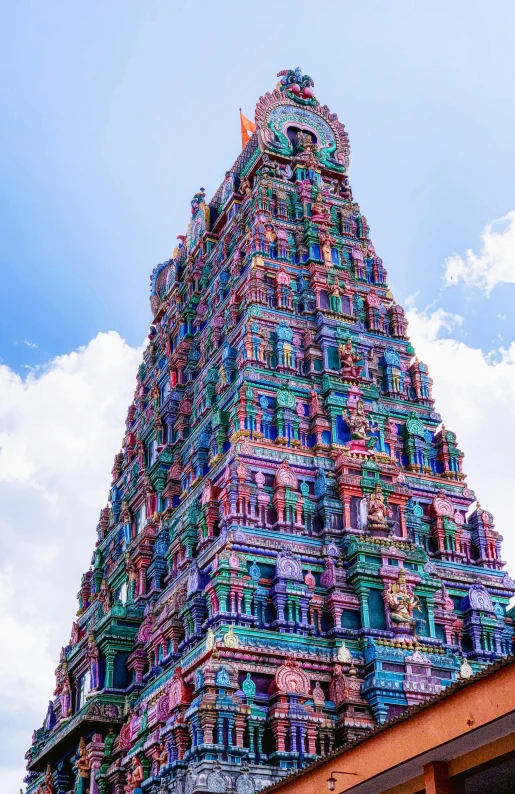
[147,438,158,466]
[77,671,90,710]
[287,125,317,148]
[117,581,127,604]
[134,504,145,534]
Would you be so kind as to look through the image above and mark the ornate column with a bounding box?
[426,598,436,638]
[88,733,105,794]
[104,649,116,689]
[357,585,370,628]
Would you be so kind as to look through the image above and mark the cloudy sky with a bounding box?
[2,0,515,789]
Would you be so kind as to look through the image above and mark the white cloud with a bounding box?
[409,307,464,340]
[443,210,515,294]
[407,306,515,570]
[0,332,142,790]
[403,291,419,308]
[12,339,39,349]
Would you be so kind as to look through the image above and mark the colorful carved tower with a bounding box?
[25,69,515,794]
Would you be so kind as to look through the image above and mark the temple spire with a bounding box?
[25,69,513,794]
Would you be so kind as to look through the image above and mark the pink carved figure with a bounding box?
[75,736,91,779]
[310,193,329,223]
[309,388,320,417]
[152,742,168,773]
[124,755,144,792]
[59,663,72,719]
[338,339,362,380]
[39,763,55,794]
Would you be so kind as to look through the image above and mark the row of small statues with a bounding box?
[36,742,146,793]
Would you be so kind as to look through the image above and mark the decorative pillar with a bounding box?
[88,733,105,794]
[104,650,116,689]
[357,586,370,628]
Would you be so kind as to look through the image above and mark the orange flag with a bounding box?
[240,109,256,149]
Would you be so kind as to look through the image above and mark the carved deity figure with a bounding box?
[224,625,239,648]
[338,339,362,380]
[120,499,132,545]
[294,227,308,259]
[125,553,137,600]
[124,755,144,792]
[459,657,473,680]
[293,131,319,174]
[75,736,91,779]
[337,641,352,664]
[343,400,369,441]
[264,223,277,246]
[39,763,55,794]
[276,227,289,259]
[322,240,333,265]
[309,388,320,417]
[319,230,333,265]
[59,662,72,720]
[329,283,343,313]
[310,192,329,223]
[294,130,314,152]
[152,742,168,773]
[149,384,160,410]
[329,663,361,706]
[384,569,420,626]
[98,579,113,615]
[367,483,389,529]
[239,174,251,196]
[87,632,100,692]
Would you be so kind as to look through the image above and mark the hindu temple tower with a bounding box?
[25,68,515,794]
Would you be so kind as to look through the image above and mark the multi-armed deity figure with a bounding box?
[343,399,378,455]
[366,483,390,532]
[384,569,421,629]
[74,736,91,791]
[338,339,362,380]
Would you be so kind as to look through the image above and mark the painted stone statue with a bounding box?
[343,399,378,455]
[124,755,144,792]
[367,483,389,531]
[74,736,91,791]
[338,339,362,380]
[384,569,420,628]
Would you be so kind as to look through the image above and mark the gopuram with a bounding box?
[25,68,515,794]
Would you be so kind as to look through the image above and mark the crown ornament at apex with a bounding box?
[25,69,515,794]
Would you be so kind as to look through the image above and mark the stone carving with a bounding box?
[468,582,494,613]
[337,641,352,664]
[366,483,389,530]
[207,763,228,793]
[276,548,303,581]
[338,339,362,380]
[275,657,311,695]
[384,569,420,627]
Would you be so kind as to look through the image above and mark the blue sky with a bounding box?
[2,0,515,371]
[2,1,515,790]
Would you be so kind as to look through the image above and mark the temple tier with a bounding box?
[25,68,515,794]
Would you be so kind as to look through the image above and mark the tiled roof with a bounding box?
[260,655,515,794]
